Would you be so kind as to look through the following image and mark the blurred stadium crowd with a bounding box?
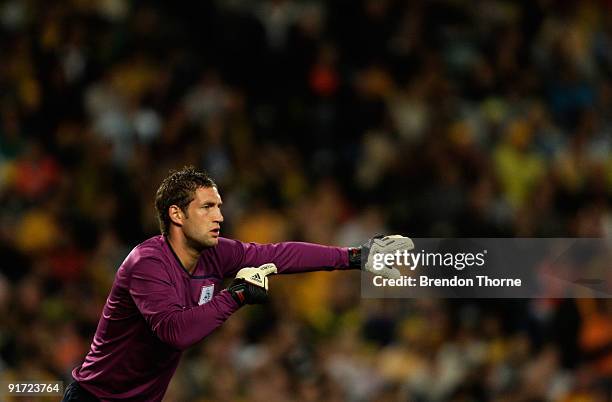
[0,0,611,401]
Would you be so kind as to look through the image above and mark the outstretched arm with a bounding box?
[215,235,414,279]
[215,238,359,278]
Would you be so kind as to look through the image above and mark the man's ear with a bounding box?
[168,205,184,227]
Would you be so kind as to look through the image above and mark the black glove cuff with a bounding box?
[228,281,248,306]
[228,279,268,306]
[348,247,361,269]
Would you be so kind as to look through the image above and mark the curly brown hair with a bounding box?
[155,166,216,235]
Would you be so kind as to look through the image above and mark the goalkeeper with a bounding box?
[63,166,412,402]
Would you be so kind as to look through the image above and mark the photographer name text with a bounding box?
[373,275,521,287]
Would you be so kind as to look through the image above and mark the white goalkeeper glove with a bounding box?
[351,235,414,279]
[234,263,277,290]
[227,263,277,306]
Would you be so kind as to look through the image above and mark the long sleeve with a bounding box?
[129,257,240,350]
[215,237,351,278]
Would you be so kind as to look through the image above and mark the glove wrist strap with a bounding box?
[348,247,361,269]
[227,282,247,306]
[229,291,245,306]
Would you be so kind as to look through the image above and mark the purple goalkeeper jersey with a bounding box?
[72,235,350,401]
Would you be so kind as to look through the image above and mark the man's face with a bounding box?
[181,186,224,249]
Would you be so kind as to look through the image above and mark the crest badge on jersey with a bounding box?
[199,284,214,305]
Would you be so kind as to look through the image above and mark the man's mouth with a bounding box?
[210,228,220,236]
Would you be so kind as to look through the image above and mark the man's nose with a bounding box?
[214,209,224,223]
